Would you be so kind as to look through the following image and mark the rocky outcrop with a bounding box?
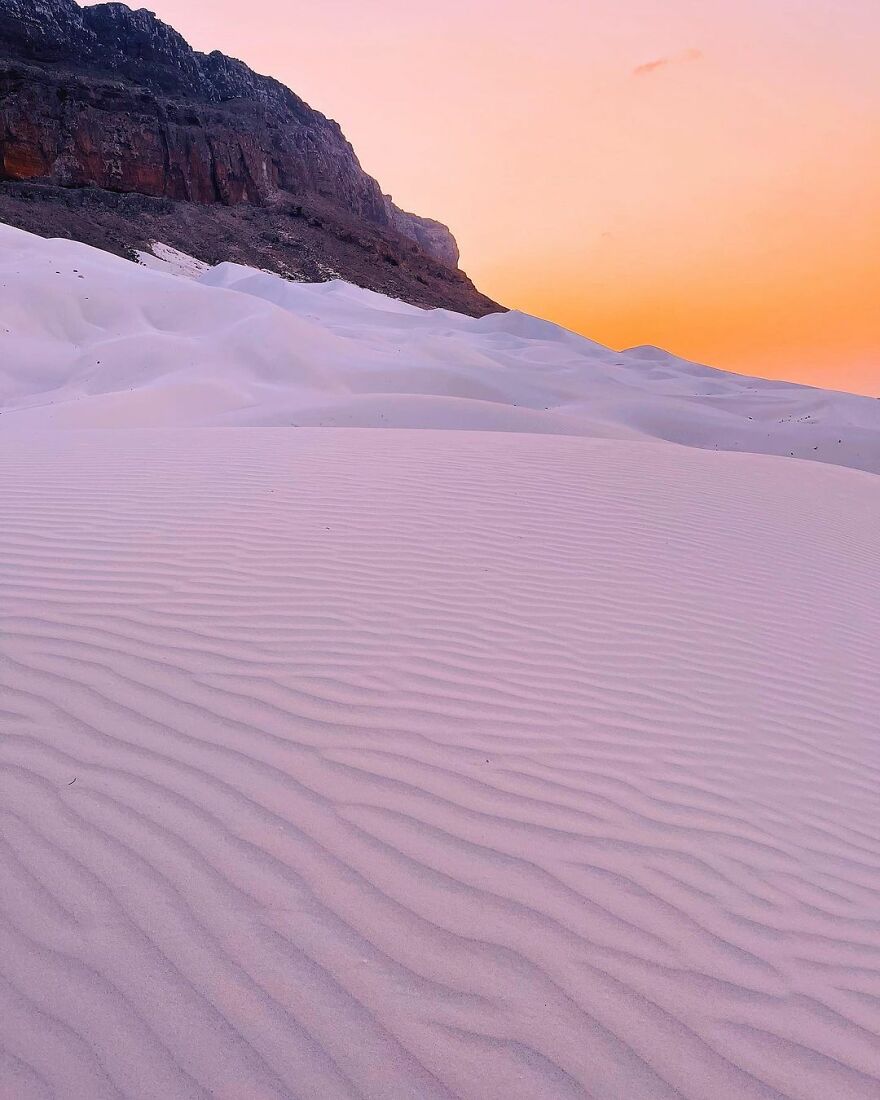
[384,197,460,270]
[0,0,499,314]
[0,0,389,221]
[0,61,384,215]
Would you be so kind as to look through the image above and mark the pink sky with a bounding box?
[88,0,880,395]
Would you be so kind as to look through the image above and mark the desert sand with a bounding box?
[1,225,879,1099]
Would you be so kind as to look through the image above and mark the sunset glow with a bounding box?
[88,0,880,394]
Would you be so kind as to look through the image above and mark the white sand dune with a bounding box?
[2,225,880,1098]
[2,224,878,473]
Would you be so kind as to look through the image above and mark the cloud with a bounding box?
[632,48,703,78]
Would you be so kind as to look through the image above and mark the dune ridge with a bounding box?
[2,426,879,1099]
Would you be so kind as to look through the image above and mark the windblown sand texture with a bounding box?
[2,225,879,1098]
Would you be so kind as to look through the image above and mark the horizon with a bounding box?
[79,0,879,398]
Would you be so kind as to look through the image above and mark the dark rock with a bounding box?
[384,197,460,270]
[0,0,499,315]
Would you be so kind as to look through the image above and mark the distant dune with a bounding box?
[1,223,878,473]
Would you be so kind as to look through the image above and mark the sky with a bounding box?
[87,0,879,395]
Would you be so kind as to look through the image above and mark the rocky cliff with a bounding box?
[0,0,498,314]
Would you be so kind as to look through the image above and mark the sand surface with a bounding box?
[2,225,880,1098]
[3,428,880,1099]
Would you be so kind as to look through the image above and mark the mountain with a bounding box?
[0,0,498,314]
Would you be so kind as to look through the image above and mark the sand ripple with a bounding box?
[2,428,879,1098]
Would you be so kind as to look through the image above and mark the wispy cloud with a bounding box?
[632,48,703,78]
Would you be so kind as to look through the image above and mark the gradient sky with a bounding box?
[87,0,880,394]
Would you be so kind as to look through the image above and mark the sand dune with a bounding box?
[2,224,878,473]
[2,427,879,1099]
[2,224,880,1097]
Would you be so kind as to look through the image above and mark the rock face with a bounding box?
[0,0,498,314]
[384,197,460,270]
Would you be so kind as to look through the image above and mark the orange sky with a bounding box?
[86,0,879,395]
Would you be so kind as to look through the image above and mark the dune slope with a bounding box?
[2,427,879,1099]
[2,223,878,473]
